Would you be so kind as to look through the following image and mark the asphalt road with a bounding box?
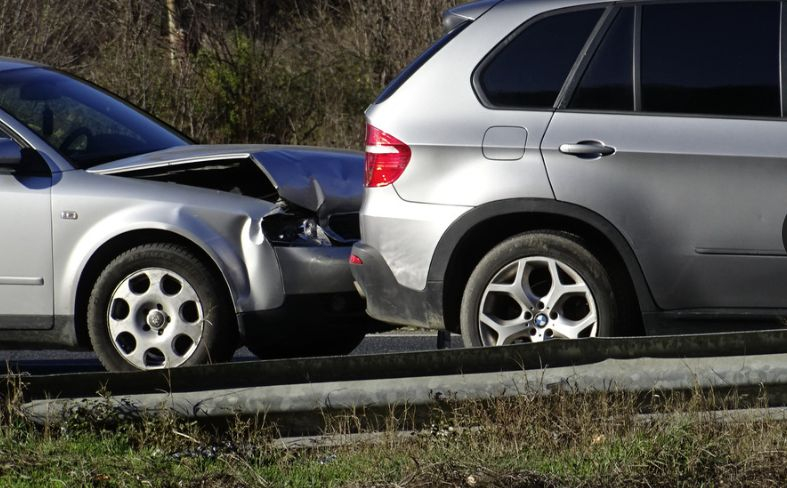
[0,330,464,373]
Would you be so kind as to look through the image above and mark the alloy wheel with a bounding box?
[477,256,597,346]
[107,267,204,369]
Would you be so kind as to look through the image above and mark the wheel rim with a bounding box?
[107,267,205,369]
[478,256,597,346]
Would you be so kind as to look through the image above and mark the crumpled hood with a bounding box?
[88,144,364,217]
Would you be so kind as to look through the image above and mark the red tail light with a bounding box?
[364,124,411,187]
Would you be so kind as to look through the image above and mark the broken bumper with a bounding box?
[274,246,357,295]
[238,245,365,336]
[350,243,445,329]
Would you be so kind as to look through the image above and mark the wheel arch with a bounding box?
[428,198,655,334]
[73,229,236,348]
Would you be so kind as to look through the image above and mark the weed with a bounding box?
[0,385,784,486]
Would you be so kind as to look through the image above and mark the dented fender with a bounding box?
[52,170,287,317]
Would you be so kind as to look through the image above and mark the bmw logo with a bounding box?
[534,313,549,328]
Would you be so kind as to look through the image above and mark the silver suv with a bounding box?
[351,0,787,346]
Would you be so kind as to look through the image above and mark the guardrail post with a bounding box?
[437,330,452,349]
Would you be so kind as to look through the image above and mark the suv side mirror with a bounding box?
[0,138,22,173]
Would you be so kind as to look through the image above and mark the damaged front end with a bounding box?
[262,208,359,248]
[88,143,365,297]
[88,145,364,249]
[252,147,363,248]
[87,144,376,358]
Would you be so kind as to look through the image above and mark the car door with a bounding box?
[541,1,787,310]
[0,135,54,329]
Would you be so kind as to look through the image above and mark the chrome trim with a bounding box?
[0,276,44,286]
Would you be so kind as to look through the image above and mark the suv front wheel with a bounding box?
[460,232,616,347]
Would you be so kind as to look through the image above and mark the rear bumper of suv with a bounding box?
[350,242,445,329]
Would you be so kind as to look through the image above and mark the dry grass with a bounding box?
[0,0,459,149]
[0,382,785,486]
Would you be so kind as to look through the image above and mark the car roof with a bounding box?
[488,0,676,9]
[446,0,670,25]
[0,58,44,72]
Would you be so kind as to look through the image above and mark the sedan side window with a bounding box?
[641,1,780,118]
[477,8,603,109]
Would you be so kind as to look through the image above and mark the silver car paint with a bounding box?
[51,169,285,317]
[0,107,69,327]
[542,111,787,310]
[361,0,787,320]
[367,2,584,205]
[0,82,360,336]
[360,185,469,290]
[0,172,53,323]
[362,0,598,290]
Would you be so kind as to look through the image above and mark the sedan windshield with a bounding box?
[0,67,189,169]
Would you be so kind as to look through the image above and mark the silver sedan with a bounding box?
[0,59,367,371]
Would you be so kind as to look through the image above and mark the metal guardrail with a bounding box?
[10,329,787,402]
[21,352,787,435]
[9,330,787,436]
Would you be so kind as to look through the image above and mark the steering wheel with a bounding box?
[59,127,93,153]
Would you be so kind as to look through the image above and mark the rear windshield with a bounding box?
[374,22,470,104]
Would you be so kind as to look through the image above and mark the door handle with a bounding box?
[559,140,616,159]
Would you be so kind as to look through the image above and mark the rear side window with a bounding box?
[478,8,603,109]
[641,2,780,118]
[570,7,634,112]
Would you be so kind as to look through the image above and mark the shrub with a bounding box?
[0,0,459,149]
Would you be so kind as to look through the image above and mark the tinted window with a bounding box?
[570,7,634,111]
[479,8,603,109]
[0,68,188,168]
[641,2,780,118]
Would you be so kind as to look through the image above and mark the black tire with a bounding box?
[460,231,616,347]
[245,323,367,359]
[87,243,237,372]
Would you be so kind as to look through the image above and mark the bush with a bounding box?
[0,0,459,149]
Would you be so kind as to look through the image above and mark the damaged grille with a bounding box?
[262,211,359,247]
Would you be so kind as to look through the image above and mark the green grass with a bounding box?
[0,390,785,487]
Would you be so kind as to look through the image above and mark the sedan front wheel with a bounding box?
[87,243,236,371]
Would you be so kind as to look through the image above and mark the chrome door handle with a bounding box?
[559,140,616,159]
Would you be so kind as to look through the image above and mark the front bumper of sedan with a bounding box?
[237,245,366,336]
[274,246,357,295]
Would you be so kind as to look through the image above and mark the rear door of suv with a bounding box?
[541,1,787,310]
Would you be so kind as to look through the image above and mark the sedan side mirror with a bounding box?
[0,138,22,173]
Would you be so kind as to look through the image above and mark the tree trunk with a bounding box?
[166,0,180,66]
